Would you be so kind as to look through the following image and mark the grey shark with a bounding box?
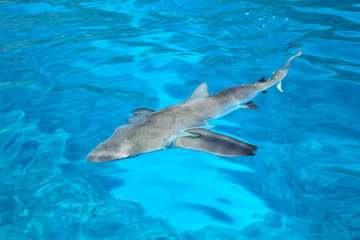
[87,46,301,162]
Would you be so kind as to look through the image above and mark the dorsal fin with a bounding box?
[185,83,209,104]
[131,108,154,115]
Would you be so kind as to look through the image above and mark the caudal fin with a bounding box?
[255,44,302,90]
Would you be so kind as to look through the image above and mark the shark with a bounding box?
[87,46,301,162]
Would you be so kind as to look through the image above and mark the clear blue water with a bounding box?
[1,0,360,239]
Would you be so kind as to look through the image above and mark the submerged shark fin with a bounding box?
[127,108,155,124]
[173,128,257,157]
[241,101,259,109]
[185,83,210,104]
[277,81,283,92]
[126,115,144,124]
[131,108,155,115]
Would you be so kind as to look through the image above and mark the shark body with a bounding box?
[87,47,301,162]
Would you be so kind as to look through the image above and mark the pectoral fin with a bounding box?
[173,129,257,157]
[127,108,155,124]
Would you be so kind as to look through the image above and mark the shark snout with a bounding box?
[86,148,126,162]
[86,136,132,162]
[86,152,110,162]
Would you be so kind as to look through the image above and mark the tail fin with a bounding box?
[284,43,302,69]
[255,44,302,90]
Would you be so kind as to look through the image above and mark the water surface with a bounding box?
[1,0,360,239]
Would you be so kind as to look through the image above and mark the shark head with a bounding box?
[86,138,131,162]
[86,125,171,162]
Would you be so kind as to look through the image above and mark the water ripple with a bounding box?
[1,0,360,239]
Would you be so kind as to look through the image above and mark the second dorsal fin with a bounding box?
[185,83,210,104]
[257,76,266,83]
[241,101,259,109]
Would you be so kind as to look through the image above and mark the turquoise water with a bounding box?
[1,0,360,239]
